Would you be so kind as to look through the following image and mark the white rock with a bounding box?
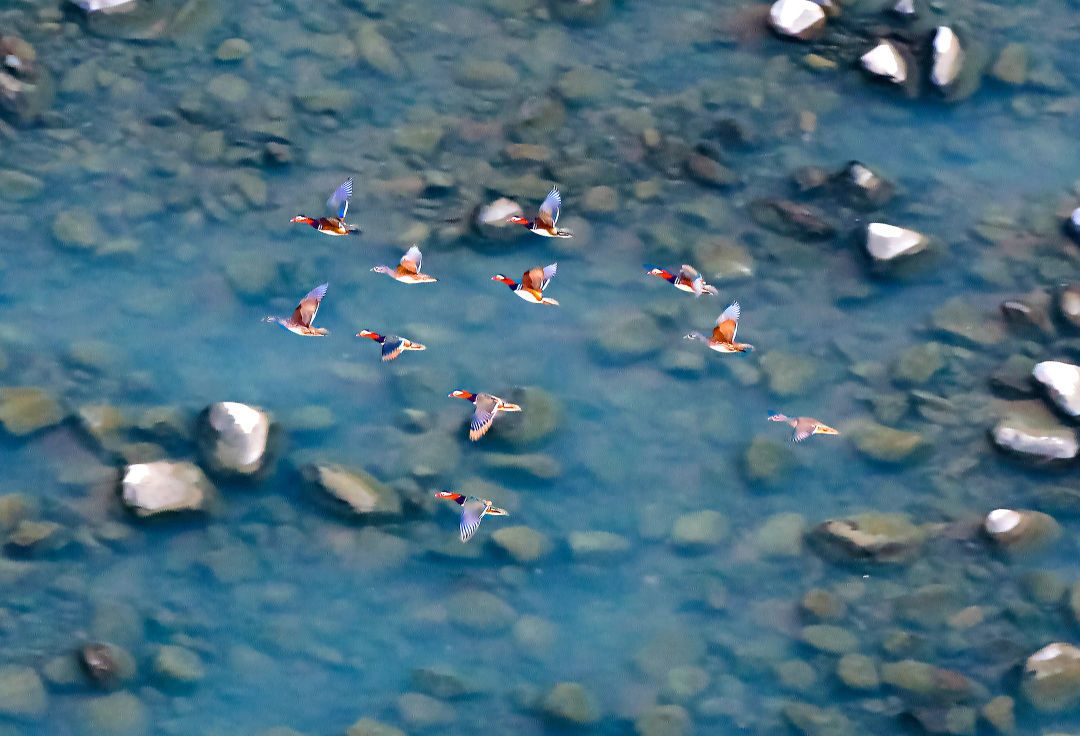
[983,508,1060,553]
[1033,361,1080,417]
[984,509,1021,535]
[121,462,215,517]
[861,41,907,84]
[1071,207,1080,229]
[892,0,916,17]
[196,401,273,477]
[930,26,964,88]
[69,0,139,13]
[865,223,927,261]
[768,0,827,41]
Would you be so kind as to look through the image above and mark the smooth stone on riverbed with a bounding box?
[669,510,728,549]
[0,387,65,436]
[754,512,805,557]
[781,702,853,736]
[808,512,926,565]
[635,704,690,736]
[837,654,880,690]
[79,691,148,736]
[861,40,908,84]
[120,462,217,517]
[930,27,964,90]
[1032,361,1080,417]
[568,530,630,560]
[347,718,405,736]
[991,401,1079,463]
[447,590,515,631]
[1022,642,1080,711]
[80,643,136,689]
[865,223,928,262]
[984,509,1060,554]
[302,463,402,518]
[881,659,986,702]
[801,625,857,655]
[540,682,600,726]
[490,526,552,564]
[196,402,275,478]
[768,0,826,41]
[0,666,46,719]
[980,696,1014,734]
[849,420,928,463]
[153,645,205,688]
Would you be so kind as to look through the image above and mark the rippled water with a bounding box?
[2,0,1080,734]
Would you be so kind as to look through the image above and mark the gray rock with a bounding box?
[1022,642,1080,711]
[991,402,1079,464]
[881,659,986,703]
[801,589,846,620]
[447,591,515,631]
[748,199,835,240]
[849,420,928,464]
[489,386,562,446]
[0,170,43,201]
[991,43,1027,85]
[931,298,1004,346]
[490,526,552,564]
[760,352,817,397]
[781,702,853,736]
[5,520,68,556]
[0,387,65,436]
[865,223,928,262]
[837,654,880,690]
[635,704,690,736]
[153,645,205,687]
[768,0,827,41]
[53,209,104,250]
[1057,283,1080,327]
[835,162,894,210]
[411,666,480,699]
[120,461,217,518]
[568,530,630,560]
[356,23,405,79]
[79,691,148,736]
[453,60,518,89]
[980,696,1014,734]
[664,667,709,702]
[513,616,558,658]
[347,719,405,736]
[302,463,402,518]
[930,27,964,90]
[754,513,805,557]
[984,509,1060,554]
[214,38,251,62]
[802,625,857,655]
[744,437,796,484]
[670,510,728,550]
[990,355,1038,398]
[540,682,599,726]
[0,666,46,719]
[808,512,926,565]
[892,342,945,385]
[861,40,908,84]
[79,643,136,689]
[1033,361,1080,417]
[196,402,275,478]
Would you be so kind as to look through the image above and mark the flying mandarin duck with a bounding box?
[434,491,509,542]
[768,412,839,442]
[371,245,436,284]
[447,390,521,440]
[685,301,754,353]
[290,178,361,236]
[492,263,559,306]
[507,187,572,237]
[356,330,426,361]
[645,264,719,296]
[265,283,329,336]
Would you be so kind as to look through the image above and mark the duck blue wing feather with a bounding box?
[326,178,353,219]
[538,187,561,227]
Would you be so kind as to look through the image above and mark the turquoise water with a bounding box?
[2,0,1080,734]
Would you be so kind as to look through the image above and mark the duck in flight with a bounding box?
[507,187,572,237]
[768,412,839,442]
[265,283,329,336]
[645,264,719,296]
[685,301,754,353]
[356,330,426,361]
[290,178,361,236]
[492,263,559,306]
[447,390,522,440]
[434,491,509,542]
[371,245,436,284]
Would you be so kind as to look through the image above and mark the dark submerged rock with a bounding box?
[748,198,835,239]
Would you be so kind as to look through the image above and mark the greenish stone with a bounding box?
[633,630,705,677]
[490,526,552,564]
[6,520,66,555]
[931,298,1004,346]
[454,60,519,89]
[589,312,663,364]
[302,463,402,518]
[557,66,614,104]
[670,510,728,549]
[0,170,43,201]
[215,38,251,62]
[567,530,630,559]
[207,73,249,102]
[754,513,805,557]
[296,87,353,114]
[53,208,104,250]
[153,645,205,687]
[1023,642,1080,711]
[881,659,984,702]
[980,695,1014,734]
[356,23,405,79]
[635,704,689,736]
[1021,570,1065,605]
[809,512,927,565]
[759,352,817,397]
[224,253,276,299]
[892,342,946,384]
[411,666,480,699]
[447,591,515,631]
[0,388,65,436]
[801,589,846,620]
[781,702,853,736]
[664,666,709,701]
[743,436,796,484]
[79,692,148,736]
[837,653,880,690]
[776,659,817,692]
[0,495,34,533]
[540,682,599,725]
[0,666,46,719]
[802,625,857,655]
[194,130,224,163]
[393,124,443,154]
[232,171,267,208]
[512,615,558,657]
[849,420,928,464]
[346,718,405,736]
[489,387,562,446]
[482,452,559,480]
[41,654,82,687]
